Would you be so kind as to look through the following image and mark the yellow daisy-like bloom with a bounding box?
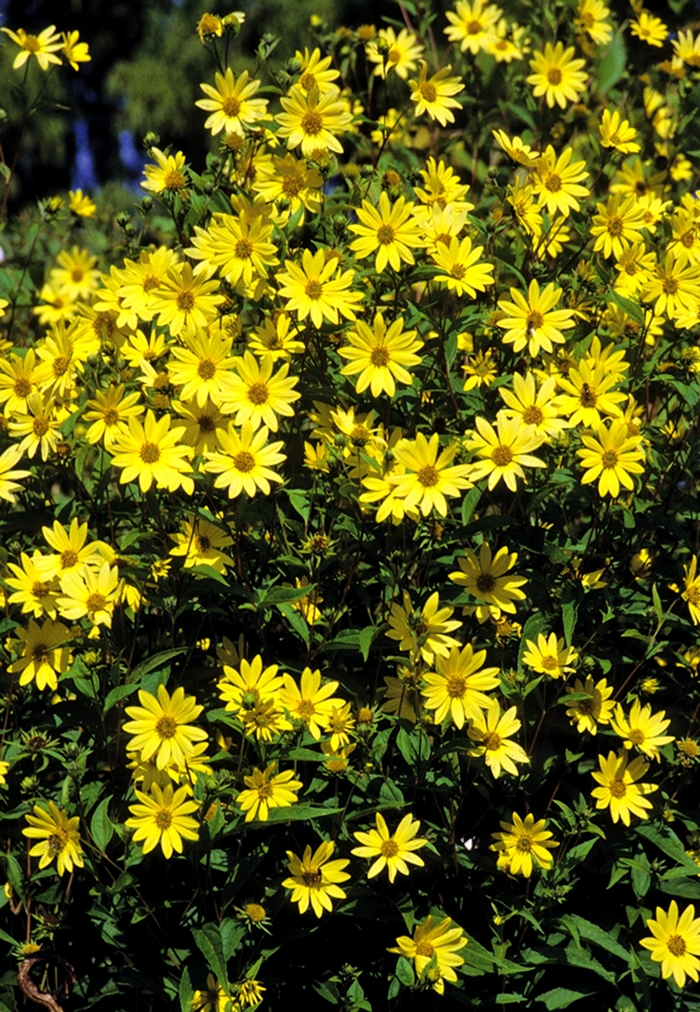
[527,41,588,109]
[202,421,286,498]
[565,675,615,734]
[22,802,84,876]
[575,0,613,46]
[279,667,345,741]
[141,148,187,195]
[490,813,559,877]
[366,26,424,79]
[493,130,541,168]
[0,445,30,504]
[611,699,674,760]
[409,62,464,127]
[522,632,578,679]
[240,700,293,742]
[674,29,700,68]
[630,11,668,48]
[338,312,423,397]
[466,412,546,492]
[641,252,700,322]
[349,193,424,273]
[110,410,194,495]
[532,145,589,217]
[431,235,494,299]
[167,330,237,408]
[557,361,627,429]
[152,263,225,338]
[196,68,268,135]
[414,156,474,214]
[169,515,234,575]
[599,109,640,154]
[590,194,646,260]
[352,812,427,883]
[499,373,569,440]
[236,763,303,822]
[640,901,700,988]
[467,698,530,779]
[389,915,467,995]
[125,783,200,858]
[8,618,72,692]
[276,248,363,329]
[577,417,645,497]
[123,684,208,769]
[219,351,300,431]
[276,84,354,156]
[1,25,62,71]
[217,654,285,716]
[294,46,341,95]
[449,542,527,622]
[386,590,462,666]
[5,551,59,618]
[383,432,473,518]
[497,279,575,357]
[189,974,227,1012]
[83,385,144,448]
[282,840,350,918]
[51,246,101,302]
[590,750,658,825]
[38,517,102,581]
[187,212,279,290]
[422,644,500,728]
[61,30,90,71]
[247,313,305,362]
[677,556,700,625]
[68,188,96,217]
[252,153,324,221]
[444,0,502,55]
[8,393,63,462]
[55,561,120,628]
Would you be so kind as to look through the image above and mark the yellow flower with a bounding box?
[294,46,341,94]
[219,351,300,431]
[499,373,569,439]
[422,644,500,728]
[641,252,700,322]
[8,618,72,691]
[590,750,658,825]
[611,699,674,760]
[0,445,30,503]
[22,802,84,875]
[449,542,527,622]
[444,0,502,55]
[167,331,237,408]
[467,698,530,778]
[527,42,587,109]
[640,901,700,988]
[577,418,645,497]
[252,153,323,221]
[236,763,303,822]
[169,515,234,575]
[83,385,144,448]
[389,915,467,994]
[490,813,559,877]
[352,812,427,882]
[276,84,354,156]
[202,421,286,498]
[189,973,227,1012]
[366,26,424,79]
[522,632,578,678]
[575,0,613,45]
[590,194,646,259]
[55,561,120,628]
[497,279,575,356]
[338,312,423,398]
[125,783,200,858]
[675,556,700,625]
[386,590,462,665]
[151,263,225,338]
[187,211,279,289]
[61,31,90,71]
[383,432,473,518]
[1,25,63,71]
[196,68,268,136]
[409,62,464,126]
[673,29,700,67]
[276,248,363,329]
[4,551,59,618]
[279,667,345,740]
[282,840,350,917]
[110,410,194,495]
[123,684,208,769]
[599,109,640,154]
[141,148,188,195]
[630,11,668,47]
[217,654,284,715]
[349,193,424,272]
[8,393,63,461]
[431,235,495,298]
[68,188,96,217]
[466,412,546,492]
[38,517,102,581]
[532,145,589,217]
[565,675,615,734]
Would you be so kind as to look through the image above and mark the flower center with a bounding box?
[301,111,324,136]
[380,839,400,857]
[246,903,266,922]
[257,782,275,799]
[103,408,119,426]
[417,464,440,487]
[24,35,41,53]
[350,424,371,445]
[32,581,52,599]
[451,264,467,279]
[609,778,627,799]
[370,346,390,366]
[446,675,467,698]
[33,418,50,437]
[667,934,686,957]
[164,170,185,191]
[235,238,253,260]
[297,699,316,719]
[388,46,400,63]
[14,378,32,398]
[516,835,533,852]
[177,291,195,311]
[467,19,482,33]
[71,268,85,283]
[544,173,562,193]
[547,68,562,85]
[53,356,70,376]
[48,830,68,851]
[233,450,256,473]
[419,82,438,102]
[491,445,513,467]
[376,224,395,245]
[607,216,624,237]
[198,414,215,432]
[87,592,107,614]
[681,229,696,248]
[662,277,679,295]
[305,279,323,300]
[601,449,618,468]
[627,728,645,745]
[302,869,322,886]
[195,535,210,552]
[140,442,161,464]
[155,810,173,829]
[522,405,544,425]
[415,941,435,957]
[198,358,217,380]
[32,643,50,663]
[143,275,160,293]
[475,573,496,593]
[222,95,242,118]
[483,731,502,751]
[300,72,316,90]
[282,173,302,196]
[579,386,597,407]
[541,655,558,671]
[155,715,178,739]
[61,549,79,569]
[247,381,269,405]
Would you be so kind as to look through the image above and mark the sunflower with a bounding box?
[630,11,669,48]
[448,542,527,622]
[409,62,464,126]
[676,556,700,625]
[279,667,345,740]
[389,915,467,994]
[386,590,462,665]
[236,763,303,822]
[466,412,547,492]
[590,194,647,260]
[366,26,424,79]
[385,432,473,517]
[109,410,194,495]
[522,632,578,679]
[125,783,200,858]
[421,644,500,728]
[0,445,30,504]
[22,802,84,875]
[490,812,559,877]
[219,351,300,431]
[565,675,615,734]
[526,42,588,109]
[349,193,425,273]
[151,264,225,338]
[202,421,286,498]
[640,901,700,987]
[496,279,575,357]
[576,418,645,497]
[1,25,63,71]
[499,373,569,439]
[276,84,354,156]
[196,68,268,135]
[467,698,530,778]
[123,684,208,769]
[431,235,495,298]
[276,248,363,329]
[168,515,234,575]
[282,840,350,917]
[611,699,674,759]
[599,109,640,154]
[532,145,589,217]
[8,618,73,691]
[590,750,659,825]
[338,312,423,397]
[141,148,188,195]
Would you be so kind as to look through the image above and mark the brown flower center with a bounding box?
[155,715,178,739]
[491,445,513,467]
[667,934,686,957]
[33,418,50,437]
[483,731,502,751]
[305,279,323,300]
[140,442,161,464]
[164,170,185,191]
[376,224,395,245]
[601,449,618,468]
[235,238,253,260]
[177,291,195,312]
[32,581,52,600]
[155,810,173,829]
[53,356,70,376]
[417,464,440,487]
[61,550,79,569]
[609,778,627,799]
[380,839,399,857]
[301,111,324,136]
[419,82,437,103]
[541,655,559,671]
[415,941,435,957]
[222,95,242,118]
[302,869,322,886]
[370,346,390,366]
[522,405,544,425]
[544,173,562,193]
[14,378,32,398]
[198,358,217,380]
[282,173,302,196]
[446,675,467,698]
[247,382,269,405]
[233,450,255,473]
[547,68,562,85]
[87,592,107,614]
[607,216,624,237]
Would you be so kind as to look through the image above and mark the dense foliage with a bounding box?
[2,2,700,1009]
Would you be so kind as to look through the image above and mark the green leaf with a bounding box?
[219,919,245,962]
[396,726,431,765]
[562,598,578,647]
[636,824,700,875]
[607,289,643,324]
[596,33,627,94]
[103,683,139,713]
[90,796,114,852]
[460,487,482,525]
[651,583,663,624]
[558,915,629,962]
[536,988,595,1010]
[128,648,186,684]
[395,956,415,986]
[178,966,194,1012]
[192,924,231,997]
